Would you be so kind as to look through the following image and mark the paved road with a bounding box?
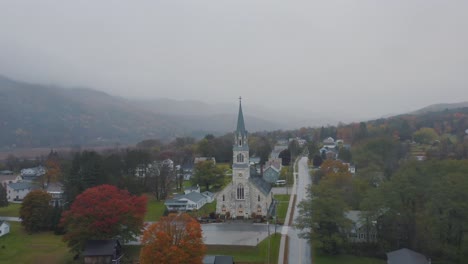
[287,157,312,264]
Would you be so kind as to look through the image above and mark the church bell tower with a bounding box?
[232,97,250,181]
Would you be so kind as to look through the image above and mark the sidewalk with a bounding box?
[0,216,21,222]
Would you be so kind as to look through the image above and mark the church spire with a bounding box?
[236,96,246,136]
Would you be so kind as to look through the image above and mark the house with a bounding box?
[46,182,64,207]
[289,137,307,147]
[345,210,377,243]
[201,191,215,203]
[263,166,280,184]
[0,221,10,237]
[319,147,338,160]
[184,185,201,194]
[21,166,46,181]
[6,182,36,202]
[0,170,13,175]
[181,162,194,180]
[83,240,123,264]
[386,248,430,264]
[323,137,336,148]
[0,174,22,189]
[203,255,235,264]
[165,191,214,211]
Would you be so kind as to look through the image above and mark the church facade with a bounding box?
[216,99,273,219]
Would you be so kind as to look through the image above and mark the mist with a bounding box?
[0,1,467,123]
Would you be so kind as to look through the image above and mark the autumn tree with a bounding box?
[39,151,62,188]
[191,160,224,191]
[20,190,53,233]
[140,213,206,264]
[60,184,147,253]
[413,127,439,144]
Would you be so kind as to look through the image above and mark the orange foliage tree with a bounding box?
[140,213,206,264]
[60,184,147,253]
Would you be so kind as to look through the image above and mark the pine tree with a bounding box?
[0,184,8,207]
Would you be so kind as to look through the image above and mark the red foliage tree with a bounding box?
[140,213,206,264]
[60,184,147,252]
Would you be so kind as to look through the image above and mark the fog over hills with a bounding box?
[1,74,466,149]
[0,75,285,149]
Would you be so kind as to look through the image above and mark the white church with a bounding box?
[216,98,273,219]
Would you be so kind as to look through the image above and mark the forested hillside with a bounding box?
[0,75,280,149]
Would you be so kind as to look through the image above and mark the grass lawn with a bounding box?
[144,196,166,222]
[0,222,73,264]
[275,194,290,224]
[207,233,281,263]
[187,201,217,218]
[0,203,21,217]
[314,254,386,264]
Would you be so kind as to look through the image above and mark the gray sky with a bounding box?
[0,1,467,121]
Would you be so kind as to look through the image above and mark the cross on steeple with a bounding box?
[239,96,242,104]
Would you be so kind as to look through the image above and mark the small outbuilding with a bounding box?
[83,239,123,264]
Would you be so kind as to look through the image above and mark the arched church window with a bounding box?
[257,205,262,213]
[239,139,242,146]
[237,183,244,200]
[222,205,226,212]
[258,195,260,202]
[222,195,225,201]
[237,153,244,163]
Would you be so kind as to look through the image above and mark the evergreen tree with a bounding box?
[0,184,8,207]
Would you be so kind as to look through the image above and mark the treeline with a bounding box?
[293,109,468,263]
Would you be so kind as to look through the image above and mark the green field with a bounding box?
[0,203,21,217]
[207,233,281,263]
[144,196,166,222]
[314,254,385,264]
[274,194,290,224]
[0,222,72,264]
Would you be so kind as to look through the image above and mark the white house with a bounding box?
[21,166,46,181]
[0,221,9,237]
[6,182,36,202]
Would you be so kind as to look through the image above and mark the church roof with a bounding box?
[249,176,272,196]
[236,98,247,137]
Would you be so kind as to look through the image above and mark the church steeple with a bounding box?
[236,96,247,137]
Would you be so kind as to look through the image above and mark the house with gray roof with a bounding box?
[345,210,377,243]
[6,182,37,202]
[386,248,430,264]
[262,166,280,184]
[165,189,214,211]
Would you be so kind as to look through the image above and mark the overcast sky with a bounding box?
[0,1,467,121]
